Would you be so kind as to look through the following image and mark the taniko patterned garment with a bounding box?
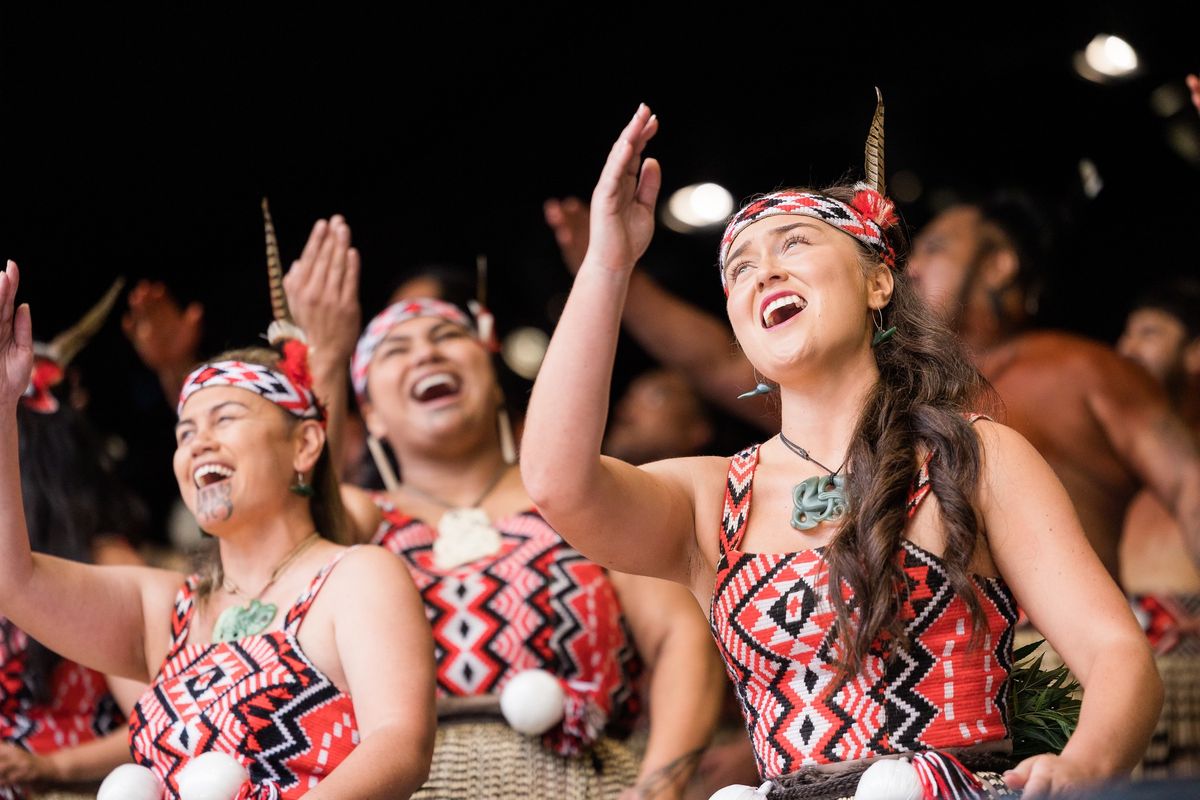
[372,497,641,755]
[130,549,360,800]
[1,618,123,799]
[710,445,1018,779]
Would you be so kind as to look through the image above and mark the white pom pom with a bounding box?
[853,757,922,800]
[499,668,566,735]
[708,781,773,800]
[97,764,163,800]
[178,751,250,800]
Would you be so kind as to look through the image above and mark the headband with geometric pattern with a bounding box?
[177,356,323,421]
[717,89,898,293]
[351,297,493,401]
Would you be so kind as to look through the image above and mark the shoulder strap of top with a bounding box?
[906,413,993,518]
[720,444,761,555]
[167,575,201,653]
[283,546,361,636]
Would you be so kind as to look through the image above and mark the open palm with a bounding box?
[586,104,661,273]
[0,261,34,407]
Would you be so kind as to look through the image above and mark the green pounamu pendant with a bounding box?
[791,474,849,530]
[212,599,278,643]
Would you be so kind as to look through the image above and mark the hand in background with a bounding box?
[120,279,203,400]
[544,197,591,276]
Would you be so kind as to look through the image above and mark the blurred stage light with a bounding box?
[501,327,550,379]
[663,182,735,233]
[1074,34,1139,83]
[890,170,923,203]
[1078,159,1104,199]
[1150,83,1188,118]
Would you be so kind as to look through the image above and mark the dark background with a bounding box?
[2,6,1198,536]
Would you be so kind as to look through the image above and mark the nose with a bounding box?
[755,256,789,291]
[410,337,445,367]
[185,424,218,459]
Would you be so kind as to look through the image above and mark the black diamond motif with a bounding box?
[799,716,814,744]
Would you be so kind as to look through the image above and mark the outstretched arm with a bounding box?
[546,198,774,428]
[977,421,1161,795]
[1088,356,1200,569]
[0,262,180,683]
[522,107,701,585]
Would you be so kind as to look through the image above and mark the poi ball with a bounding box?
[499,668,566,735]
[178,751,250,800]
[97,764,163,800]
[708,781,773,800]
[853,757,922,800]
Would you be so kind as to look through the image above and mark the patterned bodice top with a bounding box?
[0,617,122,754]
[372,495,641,755]
[130,549,360,800]
[710,444,1018,779]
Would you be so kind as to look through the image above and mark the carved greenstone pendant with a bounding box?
[212,599,278,643]
[791,473,849,530]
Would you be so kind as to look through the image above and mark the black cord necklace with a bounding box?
[777,432,850,530]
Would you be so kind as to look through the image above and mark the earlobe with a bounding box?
[984,247,1019,291]
[868,263,895,310]
[1184,339,1200,377]
[360,402,389,441]
[293,420,326,473]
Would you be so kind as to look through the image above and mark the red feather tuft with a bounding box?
[278,339,313,392]
[850,187,898,229]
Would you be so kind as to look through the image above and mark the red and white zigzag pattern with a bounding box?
[130,550,360,800]
[372,498,641,756]
[709,446,1017,778]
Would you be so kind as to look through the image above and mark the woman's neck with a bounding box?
[394,440,511,509]
[216,501,319,592]
[777,349,880,467]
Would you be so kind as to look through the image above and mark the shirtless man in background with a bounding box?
[1116,278,1200,777]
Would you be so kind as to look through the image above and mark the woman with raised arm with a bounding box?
[0,282,146,799]
[520,101,1161,798]
[282,215,725,800]
[0,259,435,800]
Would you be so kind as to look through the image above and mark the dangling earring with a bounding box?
[737,370,776,400]
[871,307,897,347]
[366,435,401,493]
[498,403,517,465]
[290,471,315,498]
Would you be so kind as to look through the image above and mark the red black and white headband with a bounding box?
[718,186,897,289]
[177,344,324,423]
[351,297,496,401]
[718,90,897,293]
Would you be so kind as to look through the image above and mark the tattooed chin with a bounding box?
[196,481,234,523]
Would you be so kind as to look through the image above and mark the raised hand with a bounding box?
[0,261,34,409]
[282,215,361,364]
[544,197,591,276]
[1188,74,1200,117]
[584,104,661,274]
[121,279,203,376]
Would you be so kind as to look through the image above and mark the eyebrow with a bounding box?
[381,320,459,346]
[175,400,248,430]
[726,221,822,269]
